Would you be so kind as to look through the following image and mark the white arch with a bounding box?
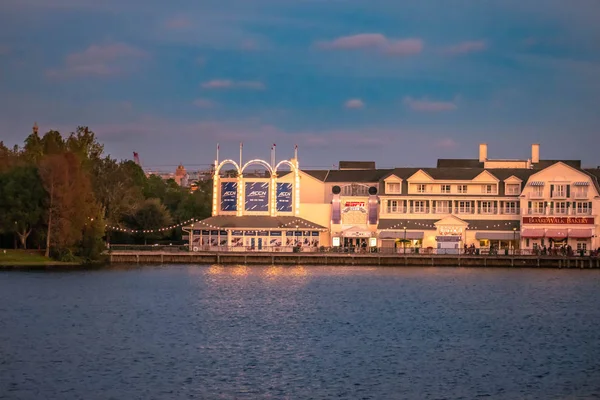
[274,160,297,174]
[215,159,241,176]
[241,159,273,175]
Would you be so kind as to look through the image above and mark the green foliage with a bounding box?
[0,124,212,259]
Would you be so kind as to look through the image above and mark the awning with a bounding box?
[545,229,567,239]
[379,231,424,240]
[521,229,545,238]
[569,229,593,238]
[529,181,545,186]
[475,232,520,240]
[573,182,589,186]
[342,226,372,238]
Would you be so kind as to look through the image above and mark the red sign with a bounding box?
[522,216,594,225]
[344,201,365,207]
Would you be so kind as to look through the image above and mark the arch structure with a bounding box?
[212,158,301,217]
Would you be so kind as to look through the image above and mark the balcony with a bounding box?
[575,209,592,215]
[454,208,475,214]
[385,207,406,214]
[529,192,544,199]
[527,208,545,215]
[433,208,452,214]
[573,192,588,199]
[477,207,498,215]
[500,208,520,215]
[551,192,567,199]
[409,207,430,214]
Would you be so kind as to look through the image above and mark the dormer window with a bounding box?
[481,184,495,194]
[506,184,520,195]
[417,184,426,193]
[386,182,401,194]
[441,184,451,194]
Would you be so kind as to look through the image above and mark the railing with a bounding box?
[573,192,588,199]
[454,208,475,214]
[385,207,407,214]
[500,208,520,215]
[529,192,544,199]
[551,192,567,199]
[409,207,429,214]
[432,208,452,214]
[527,208,545,215]
[477,207,497,214]
[108,245,599,257]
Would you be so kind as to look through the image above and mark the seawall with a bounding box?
[109,251,600,268]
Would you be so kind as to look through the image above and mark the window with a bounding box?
[554,201,567,215]
[441,184,451,194]
[532,186,544,197]
[413,201,426,213]
[457,185,467,194]
[553,184,566,198]
[506,184,520,195]
[574,186,588,198]
[436,200,451,213]
[387,200,399,213]
[577,242,587,251]
[458,201,472,214]
[481,184,495,194]
[386,182,401,194]
[342,184,368,196]
[480,201,493,214]
[417,184,426,193]
[504,201,518,214]
[532,201,544,214]
[576,202,590,214]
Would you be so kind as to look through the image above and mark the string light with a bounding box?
[105,218,197,234]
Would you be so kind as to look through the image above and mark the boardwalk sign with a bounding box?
[245,182,269,212]
[523,217,594,225]
[220,181,237,211]
[276,183,293,212]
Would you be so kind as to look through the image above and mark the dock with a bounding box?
[108,251,600,268]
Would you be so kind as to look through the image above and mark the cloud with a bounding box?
[442,40,487,55]
[403,96,458,112]
[46,43,147,78]
[200,79,265,90]
[344,98,365,109]
[193,98,217,108]
[316,33,423,56]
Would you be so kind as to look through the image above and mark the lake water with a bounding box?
[1,265,600,399]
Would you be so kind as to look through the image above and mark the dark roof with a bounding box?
[339,161,376,170]
[534,160,581,169]
[193,216,327,230]
[437,159,484,168]
[301,170,329,181]
[325,169,392,183]
[377,218,520,231]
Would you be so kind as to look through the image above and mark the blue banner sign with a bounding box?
[311,231,320,236]
[220,181,238,211]
[270,231,282,236]
[232,230,244,236]
[257,230,269,236]
[245,182,269,211]
[276,183,293,212]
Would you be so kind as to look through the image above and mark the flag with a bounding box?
[295,144,298,150]
[217,143,220,150]
[273,143,276,147]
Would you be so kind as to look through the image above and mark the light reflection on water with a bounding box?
[1,265,600,399]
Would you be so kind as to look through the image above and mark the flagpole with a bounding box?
[273,143,276,168]
[239,142,243,170]
[294,144,298,160]
[216,143,219,168]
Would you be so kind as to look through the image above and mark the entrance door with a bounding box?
[250,238,255,250]
[258,238,262,250]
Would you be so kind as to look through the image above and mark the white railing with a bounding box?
[385,207,407,214]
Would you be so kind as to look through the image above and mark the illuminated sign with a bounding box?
[342,201,367,213]
[438,226,463,236]
[276,183,293,212]
[523,217,594,225]
[220,182,237,211]
[245,182,269,211]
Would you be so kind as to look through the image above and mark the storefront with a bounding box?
[521,216,595,254]
[378,230,424,253]
[475,231,520,252]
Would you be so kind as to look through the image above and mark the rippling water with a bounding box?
[1,265,600,399]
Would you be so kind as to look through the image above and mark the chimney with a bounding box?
[479,143,487,162]
[531,143,540,164]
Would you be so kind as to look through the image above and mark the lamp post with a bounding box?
[403,226,407,254]
[513,227,517,255]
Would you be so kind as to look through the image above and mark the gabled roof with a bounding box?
[193,216,327,230]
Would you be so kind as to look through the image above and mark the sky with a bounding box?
[1,0,599,171]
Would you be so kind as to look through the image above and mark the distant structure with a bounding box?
[33,122,39,134]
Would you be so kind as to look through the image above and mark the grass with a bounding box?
[0,249,80,267]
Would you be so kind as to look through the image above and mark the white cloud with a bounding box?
[200,79,265,90]
[316,33,423,56]
[46,43,147,78]
[344,98,365,109]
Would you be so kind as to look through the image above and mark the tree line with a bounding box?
[0,126,212,261]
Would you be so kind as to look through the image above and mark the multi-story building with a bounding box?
[187,144,600,254]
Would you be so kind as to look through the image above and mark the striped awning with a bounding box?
[379,231,424,240]
[545,229,567,239]
[573,182,589,186]
[569,229,593,238]
[475,232,520,240]
[529,181,545,186]
[521,229,545,238]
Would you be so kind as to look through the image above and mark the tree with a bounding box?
[39,152,100,257]
[132,198,173,244]
[0,166,46,248]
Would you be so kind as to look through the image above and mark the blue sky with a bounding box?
[1,0,599,170]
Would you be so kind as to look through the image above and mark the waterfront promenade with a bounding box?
[109,250,600,268]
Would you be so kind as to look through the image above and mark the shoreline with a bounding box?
[107,251,600,269]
